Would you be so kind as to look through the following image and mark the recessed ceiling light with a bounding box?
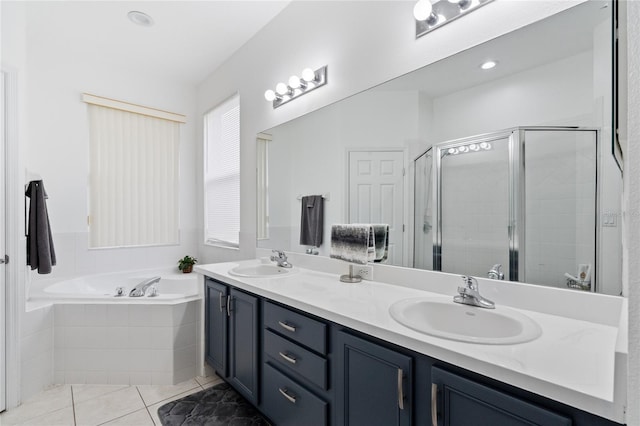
[128,11,154,27]
[480,60,497,70]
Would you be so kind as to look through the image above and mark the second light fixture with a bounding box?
[264,66,328,109]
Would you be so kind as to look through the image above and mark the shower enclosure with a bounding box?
[414,127,598,291]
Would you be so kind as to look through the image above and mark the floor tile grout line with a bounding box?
[93,387,147,426]
[137,386,158,426]
[70,385,77,426]
[142,385,203,408]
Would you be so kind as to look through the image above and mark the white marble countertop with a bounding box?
[195,258,626,423]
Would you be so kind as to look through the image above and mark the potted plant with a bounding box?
[178,255,198,273]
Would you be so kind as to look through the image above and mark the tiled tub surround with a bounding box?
[26,269,203,387]
[53,301,199,386]
[196,253,627,424]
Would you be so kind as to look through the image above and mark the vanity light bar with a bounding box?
[445,142,492,156]
[415,0,494,39]
[264,66,328,109]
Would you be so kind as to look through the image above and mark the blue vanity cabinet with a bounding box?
[261,301,330,426]
[228,287,260,404]
[335,331,413,426]
[204,277,260,405]
[430,366,572,425]
[204,278,228,376]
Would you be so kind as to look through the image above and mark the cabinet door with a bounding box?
[229,288,260,404]
[431,366,572,426]
[205,279,228,377]
[336,331,412,426]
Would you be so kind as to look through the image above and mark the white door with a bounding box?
[348,150,405,266]
[0,70,6,412]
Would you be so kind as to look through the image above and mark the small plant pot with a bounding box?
[182,265,193,274]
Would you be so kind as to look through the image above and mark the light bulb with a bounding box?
[458,146,469,153]
[479,142,492,150]
[301,68,316,82]
[469,144,480,151]
[289,75,302,89]
[276,83,289,96]
[264,90,276,102]
[480,60,497,70]
[448,148,458,155]
[413,0,433,21]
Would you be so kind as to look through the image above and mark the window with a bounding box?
[84,94,184,249]
[204,94,240,248]
[256,133,271,240]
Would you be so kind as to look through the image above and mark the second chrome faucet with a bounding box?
[454,276,495,309]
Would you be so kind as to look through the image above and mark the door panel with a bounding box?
[229,288,259,404]
[205,279,228,377]
[349,151,405,266]
[1,70,6,412]
[336,332,412,426]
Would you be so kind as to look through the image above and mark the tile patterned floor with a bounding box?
[0,375,223,426]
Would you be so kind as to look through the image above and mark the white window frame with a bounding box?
[256,133,271,240]
[204,93,241,249]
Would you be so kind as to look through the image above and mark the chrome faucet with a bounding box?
[454,276,495,309]
[270,250,293,268]
[487,264,504,280]
[129,276,161,297]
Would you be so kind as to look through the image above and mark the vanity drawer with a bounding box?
[262,362,327,426]
[264,301,327,354]
[264,329,328,390]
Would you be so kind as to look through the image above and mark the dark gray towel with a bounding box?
[299,195,324,247]
[25,180,56,274]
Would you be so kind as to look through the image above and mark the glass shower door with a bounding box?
[522,129,597,290]
[438,135,511,278]
[413,149,433,270]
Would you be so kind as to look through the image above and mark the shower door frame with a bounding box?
[427,126,599,287]
[432,129,518,280]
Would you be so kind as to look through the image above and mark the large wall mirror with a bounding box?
[257,1,622,296]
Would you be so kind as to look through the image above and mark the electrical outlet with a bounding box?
[356,265,373,281]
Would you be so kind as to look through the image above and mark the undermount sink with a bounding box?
[389,297,541,345]
[228,264,294,278]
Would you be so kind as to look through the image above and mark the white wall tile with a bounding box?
[107,305,130,327]
[173,322,196,349]
[83,304,108,327]
[84,371,109,385]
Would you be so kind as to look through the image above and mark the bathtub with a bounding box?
[27,269,203,386]
[30,268,199,303]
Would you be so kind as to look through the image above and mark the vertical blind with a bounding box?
[256,133,271,240]
[204,94,240,247]
[87,103,180,248]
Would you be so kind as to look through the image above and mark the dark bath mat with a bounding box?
[157,382,271,426]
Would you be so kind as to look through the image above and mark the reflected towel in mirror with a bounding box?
[299,195,324,247]
[372,224,389,263]
[330,224,375,265]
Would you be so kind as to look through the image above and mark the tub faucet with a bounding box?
[129,276,161,297]
[270,250,292,268]
[454,276,495,309]
[487,264,504,280]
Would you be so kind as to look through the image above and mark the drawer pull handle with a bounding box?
[278,321,296,333]
[278,351,297,364]
[397,368,405,410]
[226,295,232,317]
[278,387,297,404]
[431,383,438,426]
[219,292,225,313]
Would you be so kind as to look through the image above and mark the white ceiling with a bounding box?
[24,1,291,86]
[375,0,610,97]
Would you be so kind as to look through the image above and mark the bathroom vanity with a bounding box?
[197,259,626,426]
